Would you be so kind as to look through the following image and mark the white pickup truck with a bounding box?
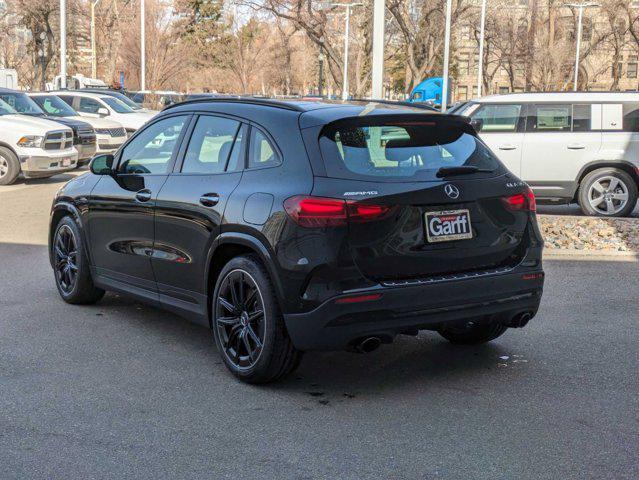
[0,98,78,186]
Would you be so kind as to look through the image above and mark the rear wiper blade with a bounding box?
[436,166,493,178]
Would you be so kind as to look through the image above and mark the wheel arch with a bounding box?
[49,202,89,268]
[205,232,285,328]
[0,142,19,157]
[573,160,639,202]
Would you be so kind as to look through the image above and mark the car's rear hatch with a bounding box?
[309,114,535,282]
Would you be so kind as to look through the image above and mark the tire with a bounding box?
[0,146,20,186]
[438,321,507,345]
[212,254,302,384]
[52,216,105,304]
[578,168,638,217]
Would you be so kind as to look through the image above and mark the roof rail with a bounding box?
[348,98,439,112]
[163,96,305,112]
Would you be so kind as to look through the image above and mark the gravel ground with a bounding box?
[539,215,639,252]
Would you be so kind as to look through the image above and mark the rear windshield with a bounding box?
[318,117,502,182]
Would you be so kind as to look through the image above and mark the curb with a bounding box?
[544,249,639,261]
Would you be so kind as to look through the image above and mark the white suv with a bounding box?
[54,91,156,135]
[0,99,78,186]
[459,92,639,217]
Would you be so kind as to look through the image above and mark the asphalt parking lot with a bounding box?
[1,172,638,480]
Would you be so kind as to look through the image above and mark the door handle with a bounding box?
[199,193,220,207]
[498,144,517,151]
[567,144,586,150]
[135,189,152,202]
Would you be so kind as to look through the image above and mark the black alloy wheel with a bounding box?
[215,269,266,370]
[54,224,79,295]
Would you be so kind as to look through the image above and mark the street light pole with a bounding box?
[565,2,599,92]
[477,0,487,97]
[90,0,101,79]
[60,0,67,89]
[331,2,363,101]
[441,0,453,112]
[140,0,146,91]
[371,0,385,98]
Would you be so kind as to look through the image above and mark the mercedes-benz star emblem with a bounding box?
[444,184,460,199]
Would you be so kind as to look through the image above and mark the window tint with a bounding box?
[118,116,187,174]
[57,95,74,108]
[572,104,592,132]
[248,129,279,168]
[319,119,501,182]
[102,97,134,113]
[472,104,522,132]
[623,103,639,132]
[32,95,78,117]
[78,97,103,114]
[182,116,240,174]
[0,93,43,114]
[528,104,571,132]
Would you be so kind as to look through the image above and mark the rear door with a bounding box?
[521,103,602,199]
[152,114,246,318]
[314,116,533,281]
[467,103,525,175]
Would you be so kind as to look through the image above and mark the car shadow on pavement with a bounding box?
[2,241,517,397]
[95,292,513,396]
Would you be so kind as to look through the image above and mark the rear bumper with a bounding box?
[284,267,544,351]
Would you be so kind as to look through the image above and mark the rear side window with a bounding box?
[471,104,522,132]
[319,118,501,182]
[182,116,240,174]
[248,128,279,169]
[527,104,571,132]
[572,104,592,132]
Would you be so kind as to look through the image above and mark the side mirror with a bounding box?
[97,107,109,116]
[90,154,114,175]
[470,118,484,133]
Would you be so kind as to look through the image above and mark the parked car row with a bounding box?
[0,88,157,186]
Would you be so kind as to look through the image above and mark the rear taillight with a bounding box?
[503,187,536,212]
[283,195,392,228]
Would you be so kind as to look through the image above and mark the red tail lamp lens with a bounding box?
[284,196,393,228]
[503,187,536,212]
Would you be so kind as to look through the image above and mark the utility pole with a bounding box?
[441,0,453,112]
[140,0,146,91]
[90,0,101,79]
[477,0,487,97]
[331,3,363,101]
[60,0,67,89]
[371,0,385,98]
[565,2,599,92]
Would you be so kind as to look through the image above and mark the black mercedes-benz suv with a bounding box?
[49,98,544,383]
